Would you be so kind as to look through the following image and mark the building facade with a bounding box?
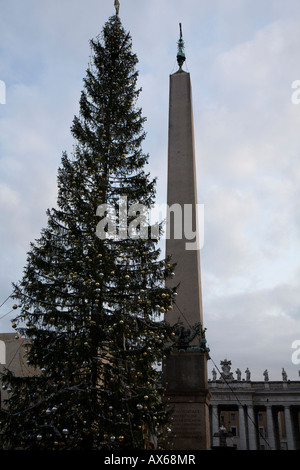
[209,359,300,450]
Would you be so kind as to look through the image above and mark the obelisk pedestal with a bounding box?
[163,350,210,450]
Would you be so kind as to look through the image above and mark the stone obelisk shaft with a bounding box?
[166,69,203,334]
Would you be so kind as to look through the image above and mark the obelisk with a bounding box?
[163,24,210,451]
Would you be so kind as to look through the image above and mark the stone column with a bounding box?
[238,405,247,450]
[247,405,257,450]
[284,406,295,450]
[266,405,276,450]
[211,404,219,447]
[163,65,210,450]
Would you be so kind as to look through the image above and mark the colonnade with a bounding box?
[210,403,300,450]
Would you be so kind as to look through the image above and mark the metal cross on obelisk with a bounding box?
[177,23,186,69]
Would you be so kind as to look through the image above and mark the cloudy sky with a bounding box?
[0,0,300,381]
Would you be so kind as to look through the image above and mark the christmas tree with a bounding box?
[0,14,177,450]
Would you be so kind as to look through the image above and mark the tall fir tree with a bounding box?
[0,14,177,450]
